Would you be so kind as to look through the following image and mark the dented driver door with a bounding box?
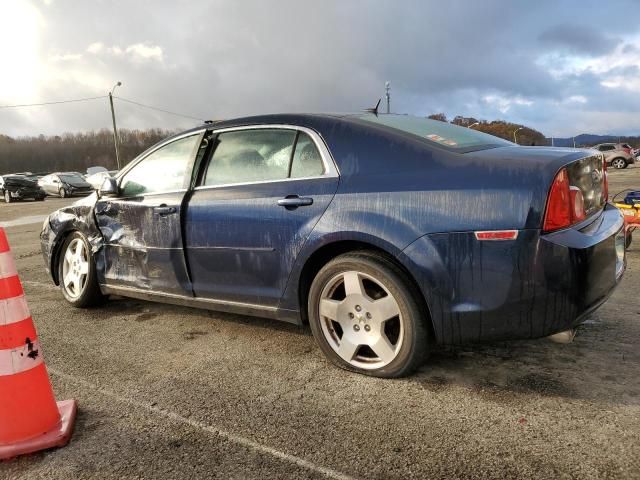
[94,132,204,295]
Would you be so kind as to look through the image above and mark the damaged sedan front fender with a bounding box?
[40,193,103,285]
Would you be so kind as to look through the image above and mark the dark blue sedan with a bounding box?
[41,114,625,377]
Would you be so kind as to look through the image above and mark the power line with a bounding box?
[0,93,205,123]
[0,95,107,109]
[114,96,205,122]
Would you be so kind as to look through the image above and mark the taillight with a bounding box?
[623,147,632,154]
[543,168,572,232]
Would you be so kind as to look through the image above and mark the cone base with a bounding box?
[0,399,77,461]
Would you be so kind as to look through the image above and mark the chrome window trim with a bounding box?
[194,124,338,191]
[111,188,188,201]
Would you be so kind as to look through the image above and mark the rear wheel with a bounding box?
[611,157,627,169]
[308,252,428,378]
[58,232,105,307]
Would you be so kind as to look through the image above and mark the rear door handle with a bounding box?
[154,205,177,216]
[277,196,313,209]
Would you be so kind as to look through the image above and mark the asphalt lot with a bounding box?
[1,171,640,480]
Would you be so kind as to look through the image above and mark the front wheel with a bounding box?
[611,158,627,169]
[4,191,11,203]
[58,232,105,307]
[59,188,67,198]
[308,252,428,378]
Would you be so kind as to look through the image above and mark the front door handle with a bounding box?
[154,205,177,216]
[277,196,313,209]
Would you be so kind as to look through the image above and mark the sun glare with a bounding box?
[0,0,41,102]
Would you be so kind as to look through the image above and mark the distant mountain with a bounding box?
[546,134,638,147]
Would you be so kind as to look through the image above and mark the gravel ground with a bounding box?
[1,170,639,479]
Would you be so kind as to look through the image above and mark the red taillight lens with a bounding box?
[543,168,572,232]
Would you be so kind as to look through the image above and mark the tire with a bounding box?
[308,251,429,378]
[4,191,11,203]
[611,158,627,169]
[59,188,67,198]
[37,196,45,201]
[626,231,633,249]
[57,231,105,307]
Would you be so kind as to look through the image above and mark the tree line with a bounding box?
[0,128,174,175]
[2,119,638,176]
[427,113,547,146]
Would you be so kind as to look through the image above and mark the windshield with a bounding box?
[355,114,512,152]
[59,174,84,182]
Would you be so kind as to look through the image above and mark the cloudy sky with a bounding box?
[2,0,640,137]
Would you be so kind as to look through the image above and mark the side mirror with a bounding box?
[98,177,118,197]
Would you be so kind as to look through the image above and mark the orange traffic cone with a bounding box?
[0,227,77,460]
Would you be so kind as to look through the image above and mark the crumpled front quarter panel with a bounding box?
[40,194,103,283]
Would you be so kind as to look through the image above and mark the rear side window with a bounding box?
[290,132,324,178]
[204,129,295,186]
[599,145,615,151]
[203,129,324,186]
[356,114,512,151]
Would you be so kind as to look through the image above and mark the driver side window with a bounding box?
[120,134,200,197]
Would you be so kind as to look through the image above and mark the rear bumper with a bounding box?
[401,204,625,344]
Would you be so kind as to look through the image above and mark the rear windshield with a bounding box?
[355,114,512,152]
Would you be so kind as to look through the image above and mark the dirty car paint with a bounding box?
[41,114,625,345]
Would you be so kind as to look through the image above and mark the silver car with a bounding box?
[593,143,635,169]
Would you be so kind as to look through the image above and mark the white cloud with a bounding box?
[482,94,533,114]
[49,52,82,62]
[86,42,104,54]
[85,41,163,63]
[125,43,164,63]
[566,95,587,104]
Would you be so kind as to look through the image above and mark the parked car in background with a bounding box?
[0,174,46,202]
[85,170,118,190]
[38,172,94,198]
[86,166,108,176]
[40,114,625,378]
[593,143,636,169]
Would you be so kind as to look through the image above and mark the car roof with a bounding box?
[171,113,347,137]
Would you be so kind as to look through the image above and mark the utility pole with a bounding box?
[513,127,524,144]
[385,81,390,114]
[109,81,122,170]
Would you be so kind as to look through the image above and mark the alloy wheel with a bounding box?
[612,158,626,169]
[62,238,89,298]
[318,270,404,370]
